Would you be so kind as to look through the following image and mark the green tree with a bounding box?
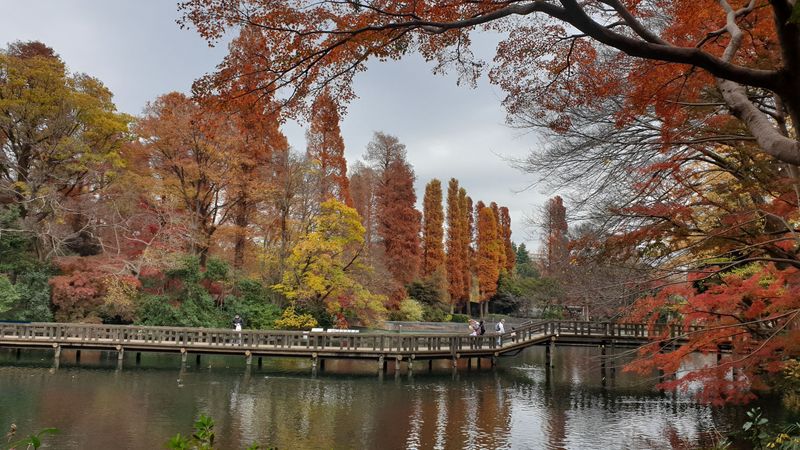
[4,266,54,321]
[0,274,20,314]
[514,243,539,279]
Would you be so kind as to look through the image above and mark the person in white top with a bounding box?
[495,319,505,345]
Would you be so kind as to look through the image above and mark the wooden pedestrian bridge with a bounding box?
[0,320,700,371]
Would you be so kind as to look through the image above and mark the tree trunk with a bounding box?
[233,201,248,270]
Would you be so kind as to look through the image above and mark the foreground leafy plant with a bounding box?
[167,415,267,450]
[3,424,58,450]
[741,408,800,450]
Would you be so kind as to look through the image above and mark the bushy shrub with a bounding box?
[393,298,423,322]
[98,276,141,323]
[49,269,107,322]
[0,274,20,314]
[406,277,445,306]
[7,266,54,322]
[139,256,231,328]
[203,258,230,282]
[176,284,225,327]
[422,304,450,322]
[450,313,470,323]
[135,295,180,326]
[224,279,282,329]
[542,306,565,320]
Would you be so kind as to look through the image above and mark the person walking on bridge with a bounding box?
[469,319,479,336]
[232,314,244,344]
[495,319,505,346]
[232,314,244,332]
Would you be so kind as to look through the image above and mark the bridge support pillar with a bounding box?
[53,344,61,362]
[546,337,555,368]
[452,354,459,369]
[15,348,20,359]
[428,359,433,372]
[136,352,141,365]
[600,344,607,386]
[75,350,81,362]
[600,344,606,369]
[477,357,482,369]
[492,354,498,367]
[395,355,402,372]
[258,357,263,368]
[610,341,616,376]
[196,354,201,365]
[408,355,414,371]
[467,358,472,370]
[180,348,187,364]
[311,353,318,374]
[116,346,124,370]
[378,355,385,372]
[245,351,252,366]
[319,358,325,371]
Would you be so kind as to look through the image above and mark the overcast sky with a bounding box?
[0,0,549,249]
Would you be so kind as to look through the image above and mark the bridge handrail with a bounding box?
[0,320,705,354]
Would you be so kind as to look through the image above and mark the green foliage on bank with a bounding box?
[135,256,282,329]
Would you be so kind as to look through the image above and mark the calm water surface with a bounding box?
[0,345,777,449]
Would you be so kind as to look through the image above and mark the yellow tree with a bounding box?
[0,41,130,260]
[274,199,387,327]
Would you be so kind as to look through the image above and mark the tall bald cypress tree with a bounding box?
[445,178,465,312]
[422,179,445,278]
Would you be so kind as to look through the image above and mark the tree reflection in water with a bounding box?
[0,346,777,449]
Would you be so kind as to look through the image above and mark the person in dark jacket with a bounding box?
[232,314,244,331]
[479,320,486,335]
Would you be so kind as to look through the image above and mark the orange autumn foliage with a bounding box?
[377,159,421,287]
[446,179,467,309]
[476,206,501,302]
[625,264,800,405]
[307,90,353,207]
[422,179,446,278]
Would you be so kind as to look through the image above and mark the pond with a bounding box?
[0,345,781,449]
